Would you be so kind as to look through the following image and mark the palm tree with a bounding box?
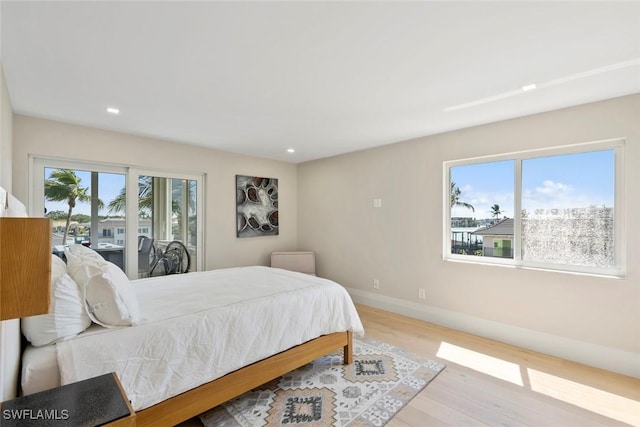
[107,176,196,217]
[108,175,153,216]
[450,181,474,212]
[108,177,197,241]
[44,169,102,245]
[490,204,504,220]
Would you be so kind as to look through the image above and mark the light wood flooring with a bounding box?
[182,304,640,426]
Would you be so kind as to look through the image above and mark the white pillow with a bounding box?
[64,244,140,327]
[64,244,107,288]
[21,255,92,347]
[84,262,140,327]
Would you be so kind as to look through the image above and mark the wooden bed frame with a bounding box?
[135,330,353,426]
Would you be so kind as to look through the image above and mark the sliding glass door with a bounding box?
[31,157,204,279]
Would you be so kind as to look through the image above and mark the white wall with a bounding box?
[12,115,298,270]
[298,94,640,378]
[0,66,12,189]
[0,64,21,400]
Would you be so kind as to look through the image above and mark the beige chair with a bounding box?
[270,251,316,275]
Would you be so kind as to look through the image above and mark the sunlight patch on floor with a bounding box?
[436,342,523,386]
[527,369,640,426]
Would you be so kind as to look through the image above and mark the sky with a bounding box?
[44,168,125,216]
[44,149,615,219]
[450,149,615,220]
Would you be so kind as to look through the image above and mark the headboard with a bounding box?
[270,251,317,276]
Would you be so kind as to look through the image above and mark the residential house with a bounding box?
[472,218,514,258]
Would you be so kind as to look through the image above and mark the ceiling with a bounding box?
[2,1,639,164]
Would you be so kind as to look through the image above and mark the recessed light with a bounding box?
[521,83,537,92]
[287,148,295,153]
[106,107,120,115]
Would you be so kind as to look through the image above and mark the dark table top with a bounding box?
[1,373,131,426]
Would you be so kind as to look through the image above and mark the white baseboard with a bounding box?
[346,287,640,379]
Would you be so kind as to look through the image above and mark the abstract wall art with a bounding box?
[236,175,279,238]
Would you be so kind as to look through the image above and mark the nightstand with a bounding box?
[1,373,135,426]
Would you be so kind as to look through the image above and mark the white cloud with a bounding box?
[533,180,571,197]
[523,181,572,209]
[523,180,609,212]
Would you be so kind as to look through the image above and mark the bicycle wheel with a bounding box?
[162,241,191,274]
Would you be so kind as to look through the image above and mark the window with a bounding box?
[40,164,127,271]
[31,157,204,279]
[444,140,624,276]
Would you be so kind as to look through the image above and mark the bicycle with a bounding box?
[149,240,191,275]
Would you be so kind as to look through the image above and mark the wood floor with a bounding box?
[183,304,640,426]
[357,304,640,427]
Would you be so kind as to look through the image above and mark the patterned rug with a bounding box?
[199,337,445,427]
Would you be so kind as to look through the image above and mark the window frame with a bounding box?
[443,139,625,277]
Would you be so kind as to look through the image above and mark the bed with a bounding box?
[20,250,364,426]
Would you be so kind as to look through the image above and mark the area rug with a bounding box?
[199,337,445,427]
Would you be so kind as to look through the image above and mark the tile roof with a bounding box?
[471,218,514,236]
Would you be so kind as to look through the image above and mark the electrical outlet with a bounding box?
[373,279,380,289]
[418,288,426,299]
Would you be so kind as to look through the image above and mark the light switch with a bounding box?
[373,198,382,208]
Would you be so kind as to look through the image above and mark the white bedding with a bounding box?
[21,344,59,395]
[56,266,364,411]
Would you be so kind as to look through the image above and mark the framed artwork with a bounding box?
[236,175,278,237]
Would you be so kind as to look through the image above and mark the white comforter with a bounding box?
[56,266,364,411]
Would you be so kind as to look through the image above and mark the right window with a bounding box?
[445,140,624,276]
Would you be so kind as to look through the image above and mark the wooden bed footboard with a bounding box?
[136,330,353,426]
